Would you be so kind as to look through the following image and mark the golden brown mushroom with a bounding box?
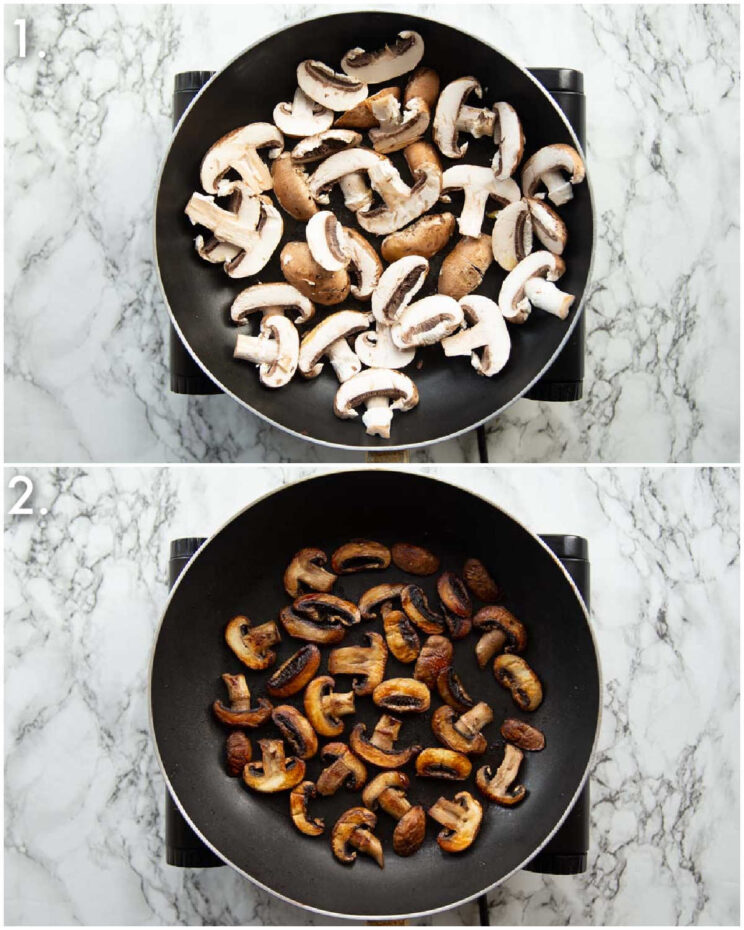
[473,606,527,669]
[401,584,445,634]
[225,731,252,776]
[224,615,281,671]
[428,791,483,853]
[431,702,493,755]
[437,571,472,639]
[290,781,325,836]
[362,772,426,857]
[382,607,421,664]
[350,713,421,769]
[462,558,500,603]
[415,747,472,781]
[476,743,527,806]
[283,547,337,597]
[266,644,321,697]
[303,675,356,737]
[316,742,368,796]
[372,677,431,714]
[271,705,318,759]
[279,604,346,645]
[242,739,306,793]
[212,674,272,727]
[390,542,441,576]
[358,583,406,620]
[493,654,543,711]
[331,540,391,573]
[436,666,476,713]
[328,632,388,696]
[413,635,453,689]
[501,718,545,751]
[331,807,384,868]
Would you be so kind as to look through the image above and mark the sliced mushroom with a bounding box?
[280,241,350,306]
[299,310,370,383]
[493,654,543,711]
[369,96,431,154]
[441,294,511,378]
[331,540,391,573]
[381,212,455,263]
[438,234,493,300]
[491,200,533,272]
[350,713,421,768]
[474,604,526,669]
[200,123,284,194]
[266,644,321,697]
[433,77,495,159]
[284,547,337,598]
[344,228,383,300]
[271,153,318,221]
[428,791,483,853]
[304,675,356,737]
[224,615,281,670]
[316,742,368,796]
[498,251,574,323]
[233,314,299,389]
[308,147,383,203]
[295,592,360,627]
[431,702,493,755]
[415,747,472,781]
[355,324,415,370]
[373,677,431,714]
[328,631,388,696]
[305,210,350,272]
[491,102,525,180]
[212,673,272,727]
[335,87,401,129]
[371,255,428,326]
[463,558,500,603]
[291,128,362,163]
[341,31,424,83]
[331,807,383,868]
[521,143,585,206]
[243,738,306,793]
[436,666,476,713]
[476,743,527,805]
[391,542,440,576]
[501,718,545,752]
[526,197,567,254]
[230,282,315,327]
[357,142,442,235]
[225,730,253,776]
[391,295,464,349]
[358,583,406,620]
[192,184,247,266]
[290,781,325,836]
[441,165,520,238]
[404,66,441,112]
[273,87,333,138]
[401,585,445,634]
[437,571,472,640]
[271,705,319,759]
[297,60,368,112]
[362,772,426,857]
[414,635,454,689]
[333,368,419,439]
[383,608,421,664]
[279,595,357,644]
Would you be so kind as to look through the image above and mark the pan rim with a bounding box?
[152,10,597,452]
[148,468,604,920]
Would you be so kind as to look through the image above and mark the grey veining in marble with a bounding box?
[4,464,739,923]
[3,4,740,463]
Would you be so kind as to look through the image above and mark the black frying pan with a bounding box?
[155,12,594,451]
[150,471,600,920]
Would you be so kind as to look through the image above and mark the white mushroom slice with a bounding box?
[521,144,585,206]
[200,124,284,195]
[306,211,350,272]
[233,314,300,388]
[341,31,424,84]
[273,87,334,138]
[357,143,442,236]
[195,237,241,264]
[291,129,362,163]
[297,60,368,112]
[371,256,429,326]
[308,148,383,203]
[334,369,419,439]
[230,283,315,326]
[368,158,412,206]
[498,251,574,323]
[299,310,371,381]
[369,97,431,154]
[491,200,533,271]
[491,102,525,180]
[441,165,520,238]
[339,173,374,213]
[344,228,383,300]
[224,196,284,279]
[355,325,415,369]
[525,198,567,255]
[442,295,511,377]
[391,295,463,349]
[433,77,495,159]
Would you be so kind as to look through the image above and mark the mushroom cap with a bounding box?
[280,604,346,644]
[393,805,427,857]
[266,644,321,697]
[333,368,419,419]
[317,742,368,795]
[299,310,371,379]
[401,585,445,635]
[381,212,455,262]
[391,542,441,576]
[413,634,453,689]
[521,143,585,205]
[433,76,484,159]
[492,200,533,272]
[357,145,442,235]
[212,672,273,728]
[473,606,527,652]
[242,738,306,793]
[271,705,319,759]
[491,101,525,180]
[331,540,392,573]
[441,165,520,238]
[341,31,425,84]
[305,210,350,272]
[334,87,401,129]
[225,731,253,777]
[361,770,410,809]
[415,747,472,781]
[436,666,476,713]
[372,255,429,325]
[428,791,483,853]
[291,129,362,163]
[350,715,421,768]
[358,583,406,619]
[355,325,415,370]
[493,653,543,711]
[498,250,567,323]
[280,241,350,306]
[526,197,567,255]
[327,631,389,696]
[442,294,511,379]
[372,677,431,714]
[404,66,441,110]
[342,228,383,300]
[501,718,546,752]
[231,282,315,326]
[392,295,463,349]
[271,154,318,221]
[462,558,500,603]
[297,60,368,112]
[273,87,334,138]
[200,123,284,194]
[290,781,325,836]
[438,234,493,301]
[224,194,284,279]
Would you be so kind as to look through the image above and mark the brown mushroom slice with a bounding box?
[328,632,388,696]
[493,654,543,711]
[279,605,345,645]
[476,743,527,806]
[284,548,336,597]
[501,718,545,752]
[391,294,463,350]
[331,540,391,574]
[436,666,476,713]
[335,86,401,129]
[297,60,368,112]
[362,772,426,857]
[243,738,306,793]
[225,731,252,777]
[381,212,456,263]
[316,742,368,796]
[304,675,356,738]
[271,154,318,221]
[358,583,406,620]
[224,615,281,670]
[212,673,272,727]
[271,705,318,759]
[473,605,527,668]
[290,781,325,836]
[415,747,472,781]
[266,644,321,697]
[341,31,425,84]
[344,228,383,300]
[463,558,500,603]
[383,608,421,664]
[294,593,361,627]
[431,702,492,755]
[401,584,445,634]
[372,677,431,714]
[414,635,453,689]
[331,807,384,868]
[437,572,472,639]
[200,123,284,195]
[428,791,483,853]
[391,542,440,576]
[280,241,350,306]
[350,713,421,769]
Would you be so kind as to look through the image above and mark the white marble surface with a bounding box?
[3,3,740,463]
[4,464,739,924]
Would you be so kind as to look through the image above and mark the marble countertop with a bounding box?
[4,4,740,463]
[4,464,739,924]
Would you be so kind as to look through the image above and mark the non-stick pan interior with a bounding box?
[155,12,594,449]
[151,472,600,918]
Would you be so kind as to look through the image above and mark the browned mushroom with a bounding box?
[476,743,527,805]
[382,607,421,663]
[401,584,445,634]
[331,540,391,573]
[350,713,421,768]
[331,807,384,868]
[224,615,281,670]
[493,654,543,711]
[243,738,306,792]
[473,606,527,669]
[415,747,472,781]
[463,557,500,603]
[414,635,453,689]
[437,572,472,639]
[225,731,252,776]
[290,781,325,836]
[293,593,361,627]
[212,673,272,727]
[316,742,368,796]
[362,772,426,857]
[303,675,356,737]
[271,705,319,759]
[284,548,337,597]
[372,677,431,714]
[266,644,321,697]
[427,791,483,853]
[391,542,440,575]
[431,702,493,755]
[436,666,476,713]
[328,632,388,696]
[358,583,406,620]
[279,605,346,645]
[501,718,545,751]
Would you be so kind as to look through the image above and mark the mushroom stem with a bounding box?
[224,149,275,195]
[379,787,411,820]
[327,338,362,383]
[476,629,507,668]
[456,104,495,137]
[362,396,394,438]
[541,168,573,206]
[523,278,574,319]
[339,172,374,212]
[325,691,356,718]
[453,701,493,739]
[222,673,253,710]
[428,797,465,831]
[234,334,278,365]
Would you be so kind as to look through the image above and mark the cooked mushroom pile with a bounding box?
[211,539,547,868]
[184,30,586,439]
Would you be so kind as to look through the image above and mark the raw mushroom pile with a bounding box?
[211,540,546,868]
[185,30,586,439]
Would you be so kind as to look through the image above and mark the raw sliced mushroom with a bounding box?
[273,87,333,137]
[431,701,493,755]
[192,183,248,266]
[344,228,383,299]
[316,742,368,796]
[243,738,306,793]
[233,314,299,389]
[271,153,318,221]
[280,241,350,306]
[225,731,252,776]
[305,210,350,272]
[299,310,370,383]
[224,615,281,670]
[369,96,431,154]
[212,673,272,727]
[441,295,511,378]
[493,654,543,711]
[491,102,525,180]
[373,677,431,714]
[436,666,476,713]
[230,282,315,327]
[499,250,574,323]
[414,634,454,689]
[526,197,567,254]
[308,147,383,203]
[328,631,388,695]
[290,781,325,836]
[200,123,284,194]
[291,128,362,163]
[428,790,483,853]
[476,742,527,805]
[463,557,500,603]
[391,542,440,576]
[271,705,319,759]
[362,772,426,857]
[501,718,545,752]
[474,605,526,669]
[331,807,383,868]
[391,295,464,349]
[350,713,421,768]
[335,86,401,129]
[341,31,424,83]
[381,212,456,262]
[438,234,493,300]
[304,676,356,737]
[355,324,415,370]
[401,585,445,634]
[437,571,472,640]
[415,747,472,781]
[284,547,337,597]
[266,644,321,697]
[441,165,520,238]
[333,368,419,439]
[383,608,421,664]
[331,540,391,573]
[297,60,368,111]
[491,200,533,272]
[433,77,495,159]
[358,583,406,620]
[404,66,441,112]
[521,143,585,206]
[372,255,429,326]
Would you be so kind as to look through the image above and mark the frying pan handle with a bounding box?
[524,68,586,404]
[169,72,224,396]
[163,536,224,868]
